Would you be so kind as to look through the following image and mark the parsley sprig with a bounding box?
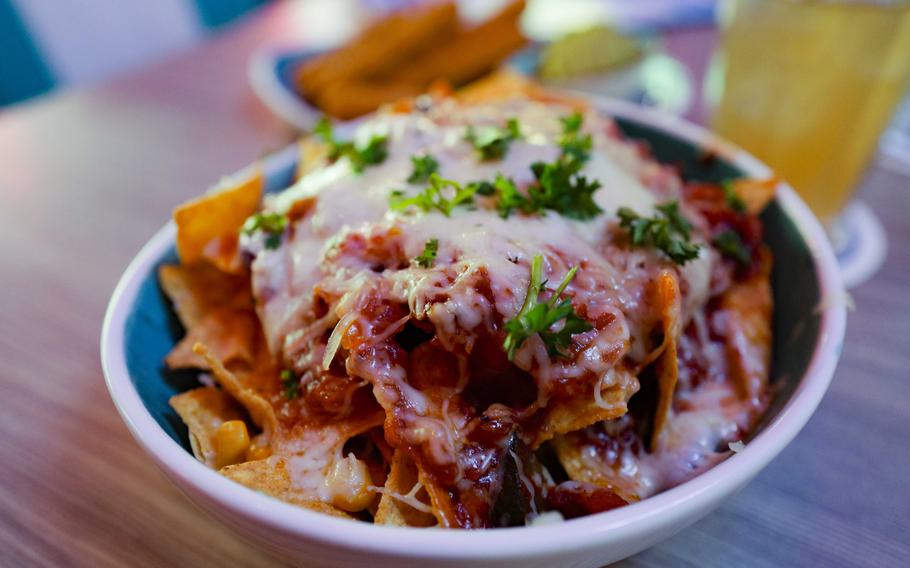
[492,175,528,218]
[314,117,388,174]
[495,112,602,220]
[390,174,478,217]
[415,238,439,268]
[617,201,701,265]
[503,255,592,361]
[242,212,288,250]
[722,181,747,213]
[465,118,522,161]
[558,111,593,163]
[280,369,300,400]
[526,159,602,220]
[714,229,750,266]
[407,154,439,184]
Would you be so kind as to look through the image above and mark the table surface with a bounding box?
[1,3,908,567]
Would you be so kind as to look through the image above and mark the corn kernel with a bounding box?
[245,440,272,462]
[326,454,374,512]
[213,420,250,469]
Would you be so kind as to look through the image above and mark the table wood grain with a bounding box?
[1,4,907,567]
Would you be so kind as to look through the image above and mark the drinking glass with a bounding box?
[710,0,910,284]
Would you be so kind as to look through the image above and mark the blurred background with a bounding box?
[1,0,268,106]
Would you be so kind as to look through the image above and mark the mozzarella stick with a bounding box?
[297,2,458,97]
[396,0,527,87]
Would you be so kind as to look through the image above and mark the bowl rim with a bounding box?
[248,46,324,131]
[101,98,846,560]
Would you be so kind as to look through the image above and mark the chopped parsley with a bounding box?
[313,117,388,174]
[415,238,439,268]
[465,118,522,161]
[242,212,288,250]
[557,111,593,163]
[526,159,602,220]
[492,174,529,218]
[393,112,602,221]
[722,181,747,213]
[714,229,751,266]
[390,174,478,217]
[503,254,592,361]
[407,154,439,184]
[617,201,701,265]
[560,112,583,133]
[467,180,496,196]
[280,369,300,400]
[495,112,602,220]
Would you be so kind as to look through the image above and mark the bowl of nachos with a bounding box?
[102,75,845,567]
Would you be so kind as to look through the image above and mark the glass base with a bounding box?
[831,200,887,289]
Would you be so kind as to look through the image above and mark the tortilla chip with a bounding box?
[456,69,535,104]
[221,457,352,519]
[374,451,437,527]
[532,367,638,447]
[194,343,279,440]
[650,270,681,451]
[456,69,589,112]
[174,169,262,272]
[551,431,641,503]
[221,409,383,513]
[159,264,261,370]
[159,263,253,326]
[169,387,245,467]
[296,137,330,180]
[731,177,777,215]
[720,247,772,400]
[221,455,289,493]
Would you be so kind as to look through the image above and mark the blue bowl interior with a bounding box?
[275,51,310,98]
[123,118,821,453]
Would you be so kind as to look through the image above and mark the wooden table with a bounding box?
[1,3,907,566]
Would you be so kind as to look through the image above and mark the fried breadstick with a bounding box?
[313,79,425,120]
[297,2,458,97]
[396,0,527,87]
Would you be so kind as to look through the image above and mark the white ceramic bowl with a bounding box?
[101,99,846,567]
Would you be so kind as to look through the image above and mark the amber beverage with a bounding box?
[712,0,910,224]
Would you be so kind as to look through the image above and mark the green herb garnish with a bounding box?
[494,112,601,220]
[493,164,602,220]
[503,254,592,361]
[722,181,747,213]
[560,112,583,133]
[714,229,751,266]
[407,154,439,184]
[527,160,602,219]
[390,174,478,217]
[415,238,439,268]
[314,117,388,174]
[491,174,529,218]
[280,369,300,400]
[242,212,288,250]
[617,201,701,265]
[467,180,496,196]
[558,111,593,164]
[466,118,522,161]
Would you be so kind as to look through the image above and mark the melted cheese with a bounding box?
[252,99,696,355]
[249,98,720,496]
[637,381,755,495]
